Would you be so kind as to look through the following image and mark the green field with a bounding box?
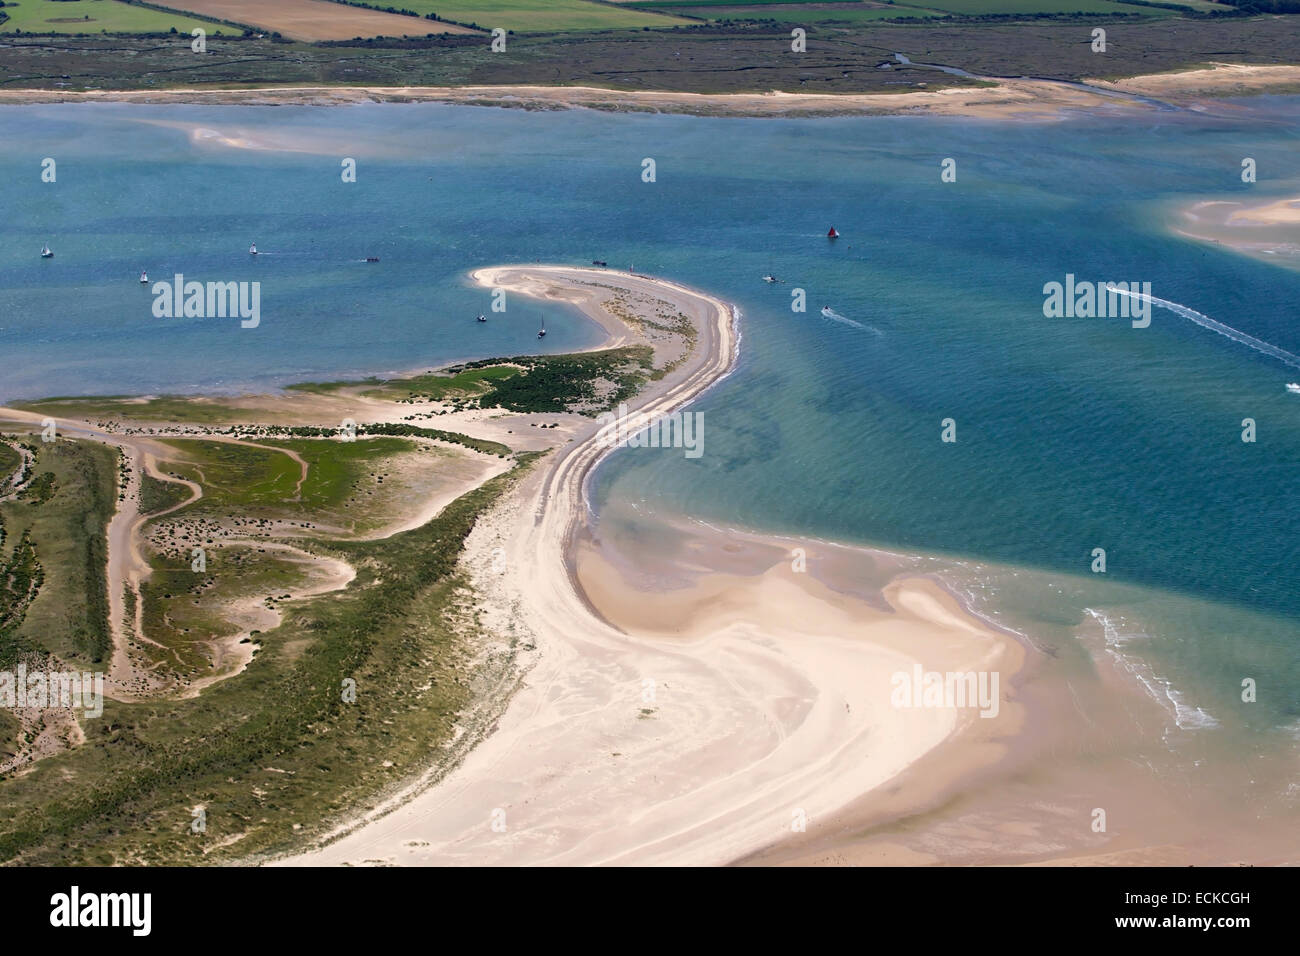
[0,0,240,35]
[343,0,691,31]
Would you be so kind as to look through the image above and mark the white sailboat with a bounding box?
[139,270,149,284]
[249,242,258,255]
[40,243,53,259]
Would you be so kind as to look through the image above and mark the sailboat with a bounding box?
[249,242,258,255]
[139,270,149,284]
[537,320,547,339]
[40,243,53,259]
[826,227,840,239]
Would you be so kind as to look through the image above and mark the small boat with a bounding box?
[139,270,149,284]
[40,243,53,259]
[537,325,547,338]
[249,243,258,255]
[592,260,607,267]
[365,256,380,263]
[1287,383,1300,394]
[763,274,779,284]
[476,314,487,323]
[821,306,834,317]
[827,227,839,239]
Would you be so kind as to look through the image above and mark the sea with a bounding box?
[2,100,1298,840]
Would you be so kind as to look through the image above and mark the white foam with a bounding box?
[1084,607,1220,732]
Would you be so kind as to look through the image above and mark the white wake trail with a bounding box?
[1112,288,1300,370]
[819,309,883,335]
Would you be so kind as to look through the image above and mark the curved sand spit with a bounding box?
[278,266,1017,867]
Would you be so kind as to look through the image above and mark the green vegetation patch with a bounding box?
[155,439,301,511]
[427,346,656,415]
[139,472,194,516]
[12,395,270,425]
[358,364,522,403]
[0,444,21,486]
[0,439,116,666]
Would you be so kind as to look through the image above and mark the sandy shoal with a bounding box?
[1175,196,1300,269]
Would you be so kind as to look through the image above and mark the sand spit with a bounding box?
[275,267,1023,867]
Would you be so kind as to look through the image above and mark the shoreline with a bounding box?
[0,63,1297,118]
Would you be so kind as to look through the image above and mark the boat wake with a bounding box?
[819,308,883,335]
[1111,288,1300,370]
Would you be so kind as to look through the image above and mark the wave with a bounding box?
[1109,288,1300,370]
[1084,608,1220,733]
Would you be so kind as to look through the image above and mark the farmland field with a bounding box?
[153,0,479,40]
[0,0,239,35]
[345,0,693,31]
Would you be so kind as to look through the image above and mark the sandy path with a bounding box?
[275,267,1017,867]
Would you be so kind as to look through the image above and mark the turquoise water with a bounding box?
[3,101,1300,744]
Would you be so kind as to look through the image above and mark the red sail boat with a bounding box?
[827,226,840,239]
